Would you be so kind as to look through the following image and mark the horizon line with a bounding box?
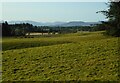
[1,20,106,23]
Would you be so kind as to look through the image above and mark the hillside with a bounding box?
[2,31,119,81]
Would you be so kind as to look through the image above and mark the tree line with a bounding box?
[2,21,33,36]
[2,21,106,37]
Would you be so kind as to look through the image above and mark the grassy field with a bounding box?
[2,31,119,81]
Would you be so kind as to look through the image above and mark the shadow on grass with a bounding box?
[2,41,72,51]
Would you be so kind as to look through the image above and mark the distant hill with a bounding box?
[60,21,89,27]
[8,20,101,27]
[8,20,44,26]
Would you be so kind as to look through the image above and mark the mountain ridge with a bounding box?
[8,20,101,27]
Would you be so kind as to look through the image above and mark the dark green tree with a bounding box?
[98,1,120,36]
[2,21,11,36]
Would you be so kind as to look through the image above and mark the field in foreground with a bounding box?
[2,31,119,81]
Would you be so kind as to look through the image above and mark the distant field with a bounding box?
[26,32,59,36]
[2,31,119,81]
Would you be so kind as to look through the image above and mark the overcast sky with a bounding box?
[2,2,108,22]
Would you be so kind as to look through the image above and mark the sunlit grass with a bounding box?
[2,31,119,81]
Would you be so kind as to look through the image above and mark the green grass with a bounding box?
[2,31,119,81]
[2,31,106,51]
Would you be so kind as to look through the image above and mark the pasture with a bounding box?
[2,31,119,81]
